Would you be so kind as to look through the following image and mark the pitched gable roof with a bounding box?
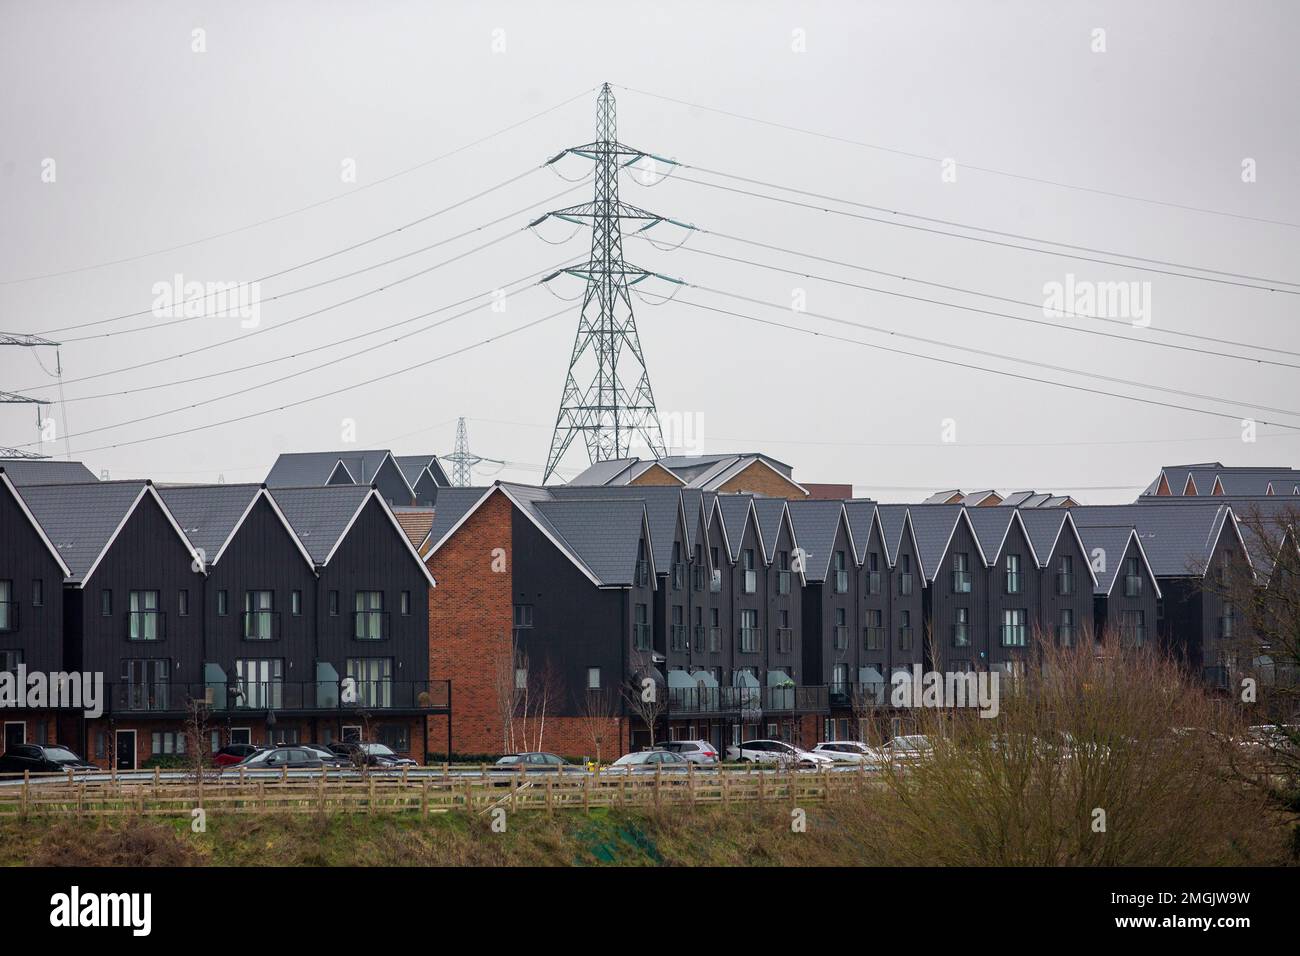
[549,484,684,568]
[156,483,263,565]
[534,498,653,586]
[715,494,759,562]
[0,472,72,577]
[906,505,982,581]
[0,459,97,485]
[1072,502,1231,578]
[267,484,373,565]
[751,497,789,562]
[841,499,879,565]
[876,504,910,565]
[786,499,849,581]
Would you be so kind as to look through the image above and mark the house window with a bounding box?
[0,650,24,674]
[952,553,972,593]
[834,607,848,650]
[329,590,340,616]
[31,579,43,608]
[777,609,791,653]
[151,732,186,756]
[742,549,757,594]
[866,552,881,594]
[671,543,685,590]
[833,551,848,594]
[864,609,884,650]
[832,663,848,693]
[634,604,650,650]
[953,607,970,647]
[1121,610,1146,646]
[513,604,534,628]
[127,590,161,641]
[0,581,13,632]
[671,605,686,651]
[899,610,913,650]
[346,657,393,708]
[101,589,112,617]
[1001,609,1028,647]
[178,589,189,617]
[354,591,384,640]
[739,608,759,653]
[587,667,601,690]
[216,589,228,616]
[121,659,169,710]
[235,658,283,709]
[1005,554,1023,595]
[1124,557,1143,597]
[291,590,302,616]
[709,608,721,652]
[777,550,791,594]
[400,591,411,616]
[515,667,527,690]
[1057,555,1075,595]
[377,724,409,753]
[1059,608,1076,646]
[898,556,913,596]
[243,590,274,640]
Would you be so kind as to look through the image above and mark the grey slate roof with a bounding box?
[1071,503,1230,577]
[1073,524,1136,594]
[393,455,449,489]
[999,491,1035,507]
[965,508,1015,562]
[905,505,966,580]
[876,504,910,565]
[922,489,962,504]
[421,487,492,551]
[549,484,683,568]
[268,484,372,564]
[752,497,788,562]
[1016,509,1071,567]
[842,500,878,565]
[157,484,261,564]
[564,458,639,487]
[786,499,845,581]
[17,480,151,581]
[266,450,395,487]
[533,498,648,586]
[716,495,755,561]
[681,488,706,544]
[0,459,98,485]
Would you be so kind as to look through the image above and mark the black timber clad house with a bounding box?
[1017,509,1098,649]
[8,479,440,769]
[0,471,74,751]
[266,449,425,507]
[1069,518,1161,647]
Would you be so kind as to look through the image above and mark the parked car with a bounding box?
[212,743,261,767]
[812,741,882,765]
[493,752,570,772]
[725,740,834,768]
[655,740,720,765]
[880,735,933,762]
[301,744,350,767]
[605,750,691,774]
[0,744,97,775]
[234,746,332,771]
[328,742,418,768]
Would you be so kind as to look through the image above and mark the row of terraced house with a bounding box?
[0,452,1296,766]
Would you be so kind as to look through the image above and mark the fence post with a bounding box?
[583,772,590,812]
[369,775,376,815]
[21,770,29,819]
[421,778,429,816]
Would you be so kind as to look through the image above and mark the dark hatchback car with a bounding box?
[327,742,417,768]
[234,746,334,771]
[0,744,98,774]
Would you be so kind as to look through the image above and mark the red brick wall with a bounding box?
[425,489,514,757]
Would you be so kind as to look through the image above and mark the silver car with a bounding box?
[604,750,691,774]
[655,740,720,765]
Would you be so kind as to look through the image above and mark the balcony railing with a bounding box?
[898,574,913,596]
[829,680,889,709]
[633,623,652,651]
[666,684,828,716]
[671,563,686,590]
[832,625,848,651]
[125,610,166,642]
[952,570,972,594]
[352,610,390,641]
[636,561,650,587]
[1124,575,1143,598]
[775,627,793,654]
[777,570,791,595]
[1001,625,1028,647]
[865,571,881,594]
[670,625,688,651]
[738,626,762,654]
[0,601,18,632]
[1005,574,1023,595]
[108,679,451,715]
[693,625,706,650]
[863,626,885,651]
[692,566,706,591]
[708,626,721,652]
[241,610,281,641]
[743,570,758,594]
[833,570,849,594]
[1057,573,1075,596]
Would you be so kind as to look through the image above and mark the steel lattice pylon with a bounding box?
[445,416,483,487]
[535,83,691,483]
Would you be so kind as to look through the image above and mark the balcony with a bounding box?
[775,627,793,654]
[667,684,828,716]
[738,626,762,654]
[633,623,652,651]
[863,626,885,651]
[833,570,849,594]
[832,625,849,651]
[352,610,390,641]
[952,570,972,594]
[125,610,166,642]
[898,574,913,596]
[1056,573,1075,596]
[635,561,650,587]
[241,610,281,642]
[777,570,791,595]
[108,679,451,715]
[1124,575,1143,598]
[670,625,689,652]
[829,680,889,709]
[0,601,18,632]
[866,571,881,594]
[1000,625,1028,648]
[743,570,758,594]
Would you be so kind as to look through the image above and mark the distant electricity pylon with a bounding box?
[1,331,59,459]
[443,417,486,487]
[532,82,692,483]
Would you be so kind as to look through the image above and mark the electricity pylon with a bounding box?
[1,331,59,459]
[532,83,692,483]
[444,417,485,487]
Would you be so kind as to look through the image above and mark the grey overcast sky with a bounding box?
[2,0,1297,501]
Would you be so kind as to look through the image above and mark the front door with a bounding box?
[3,721,24,753]
[115,730,137,770]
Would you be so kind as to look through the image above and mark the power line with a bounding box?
[666,173,1299,294]
[643,234,1300,370]
[652,292,1300,432]
[615,84,1300,231]
[48,176,583,338]
[11,307,575,457]
[3,87,597,286]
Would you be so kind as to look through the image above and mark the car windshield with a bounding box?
[45,748,80,762]
[362,744,395,756]
[497,755,522,764]
[614,753,649,765]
